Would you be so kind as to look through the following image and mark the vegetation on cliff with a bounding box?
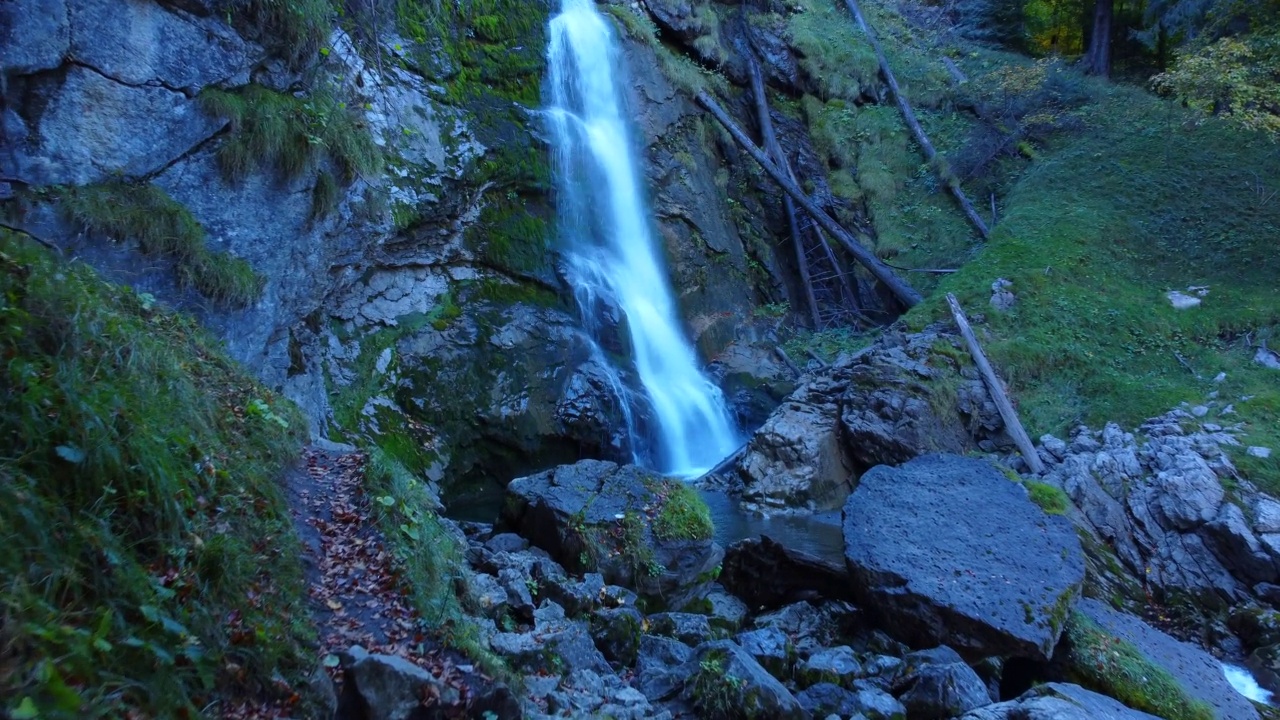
[0,234,311,717]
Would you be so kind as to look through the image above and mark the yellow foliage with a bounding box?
[1153,32,1280,138]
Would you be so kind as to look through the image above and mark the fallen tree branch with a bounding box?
[946,293,1045,474]
[748,52,821,328]
[883,262,957,274]
[841,0,990,240]
[697,90,922,309]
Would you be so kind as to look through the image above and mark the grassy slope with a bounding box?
[0,233,313,718]
[905,78,1280,490]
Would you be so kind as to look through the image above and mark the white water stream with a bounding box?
[545,0,739,476]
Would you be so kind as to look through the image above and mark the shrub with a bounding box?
[0,232,310,718]
[201,84,383,185]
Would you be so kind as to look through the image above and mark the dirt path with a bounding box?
[223,446,490,718]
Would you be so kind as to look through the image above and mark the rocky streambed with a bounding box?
[333,451,1271,719]
[327,329,1280,719]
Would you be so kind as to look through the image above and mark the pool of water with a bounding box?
[700,490,846,564]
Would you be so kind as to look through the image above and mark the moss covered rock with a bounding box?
[500,460,723,610]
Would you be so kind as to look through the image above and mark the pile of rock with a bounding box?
[336,452,1268,719]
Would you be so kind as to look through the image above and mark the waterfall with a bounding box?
[545,0,739,477]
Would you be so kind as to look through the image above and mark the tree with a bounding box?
[1081,0,1115,75]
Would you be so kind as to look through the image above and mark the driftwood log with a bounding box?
[747,53,821,327]
[946,293,1045,474]
[841,0,991,240]
[697,90,923,309]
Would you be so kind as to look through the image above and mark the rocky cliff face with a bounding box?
[1,0,812,493]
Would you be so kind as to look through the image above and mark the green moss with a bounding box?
[653,482,714,541]
[1064,612,1214,720]
[603,4,729,96]
[1026,480,1070,515]
[310,169,340,219]
[429,292,462,331]
[690,653,748,720]
[465,277,562,308]
[201,84,383,185]
[786,1,879,101]
[465,194,550,275]
[0,233,311,718]
[58,182,263,307]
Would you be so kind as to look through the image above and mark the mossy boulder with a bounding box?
[500,460,723,610]
[687,641,808,720]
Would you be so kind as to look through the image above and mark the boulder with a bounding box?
[1043,413,1280,607]
[796,645,862,687]
[635,634,695,702]
[691,585,749,632]
[648,612,718,647]
[687,640,808,720]
[1248,644,1280,696]
[337,647,461,719]
[843,454,1085,660]
[736,627,794,679]
[896,654,992,719]
[720,535,855,609]
[752,601,862,658]
[735,330,1005,514]
[851,684,907,720]
[735,370,855,513]
[1229,607,1280,650]
[590,605,644,666]
[797,683,862,717]
[1067,599,1259,720]
[489,602,611,677]
[960,682,1163,720]
[501,460,723,610]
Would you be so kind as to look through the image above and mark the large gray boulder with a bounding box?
[338,648,456,718]
[960,683,1162,720]
[843,454,1085,660]
[501,461,723,610]
[1068,599,1259,720]
[735,368,855,514]
[735,330,1005,514]
[1042,412,1280,608]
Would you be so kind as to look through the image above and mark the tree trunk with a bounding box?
[841,0,991,240]
[1082,0,1113,77]
[696,91,923,309]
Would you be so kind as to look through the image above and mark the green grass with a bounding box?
[200,84,383,186]
[362,447,512,682]
[231,0,335,69]
[58,183,263,307]
[1026,480,1070,515]
[904,79,1280,492]
[0,233,312,718]
[653,482,715,542]
[1064,612,1215,720]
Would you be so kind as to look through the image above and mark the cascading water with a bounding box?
[546,0,739,477]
